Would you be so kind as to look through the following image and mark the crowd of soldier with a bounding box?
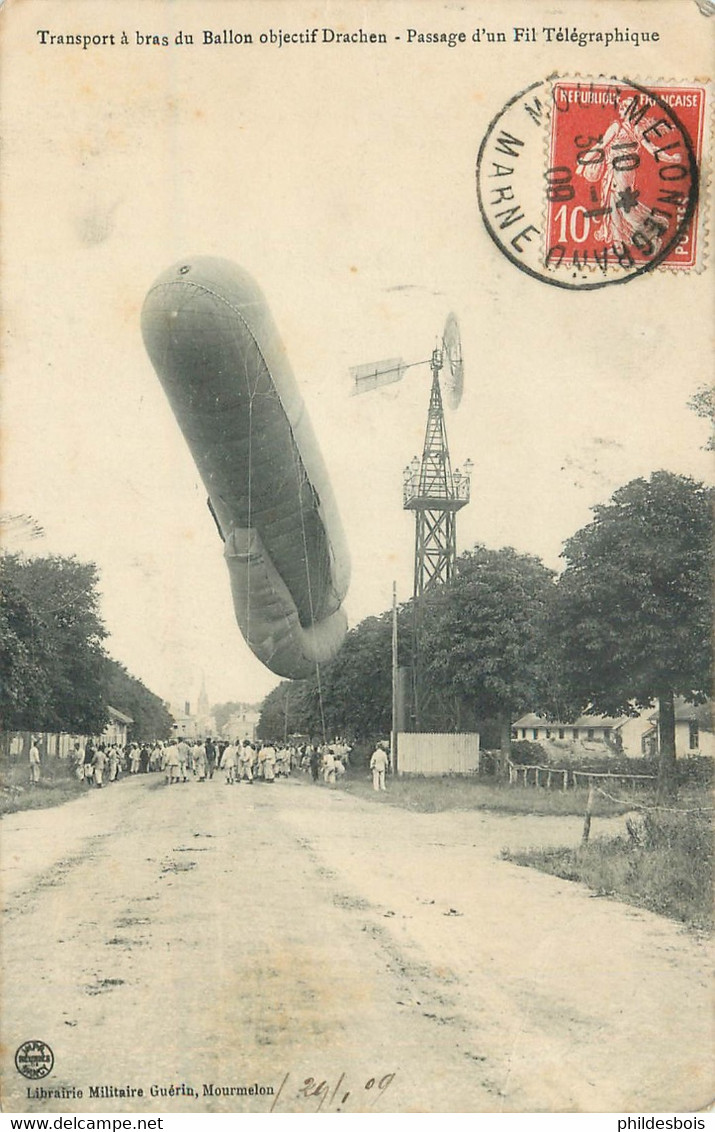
[63,738,164,787]
[28,734,389,791]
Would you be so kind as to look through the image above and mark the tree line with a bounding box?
[1,550,173,745]
[257,471,713,798]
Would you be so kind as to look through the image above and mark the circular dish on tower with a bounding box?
[441,313,464,410]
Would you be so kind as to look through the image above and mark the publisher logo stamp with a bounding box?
[15,1040,54,1079]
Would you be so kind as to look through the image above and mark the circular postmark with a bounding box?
[15,1039,54,1080]
[476,76,701,289]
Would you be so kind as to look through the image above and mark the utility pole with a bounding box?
[283,685,290,745]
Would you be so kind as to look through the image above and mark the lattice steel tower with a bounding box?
[403,346,471,598]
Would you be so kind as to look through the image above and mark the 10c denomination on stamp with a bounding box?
[476,76,710,289]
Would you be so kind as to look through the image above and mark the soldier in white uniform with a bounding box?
[163,741,180,785]
[238,741,254,783]
[369,742,389,792]
[29,740,41,785]
[220,742,237,785]
[176,737,190,782]
[262,742,277,782]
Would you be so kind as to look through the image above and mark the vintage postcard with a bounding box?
[1,0,713,1119]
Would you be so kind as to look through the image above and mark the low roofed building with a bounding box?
[512,699,713,760]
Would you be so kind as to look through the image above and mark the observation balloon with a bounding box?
[141,256,350,679]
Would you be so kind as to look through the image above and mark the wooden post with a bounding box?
[283,686,290,746]
[581,786,595,846]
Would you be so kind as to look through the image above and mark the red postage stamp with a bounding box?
[545,79,708,273]
[477,75,710,288]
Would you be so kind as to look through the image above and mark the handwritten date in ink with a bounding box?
[270,1070,397,1112]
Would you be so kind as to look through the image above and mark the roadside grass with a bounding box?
[0,755,88,817]
[334,771,628,817]
[331,772,713,928]
[502,807,713,931]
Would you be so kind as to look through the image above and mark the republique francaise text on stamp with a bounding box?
[477,76,710,289]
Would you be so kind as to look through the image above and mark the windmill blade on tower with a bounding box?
[350,357,407,395]
[441,313,464,410]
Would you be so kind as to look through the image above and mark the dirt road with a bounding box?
[1,774,712,1113]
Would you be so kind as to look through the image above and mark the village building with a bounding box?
[102,705,133,748]
[512,698,714,760]
[170,676,217,741]
[222,706,260,744]
[640,700,715,759]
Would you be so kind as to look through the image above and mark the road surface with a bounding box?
[1,773,712,1113]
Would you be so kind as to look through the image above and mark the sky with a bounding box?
[2,0,713,712]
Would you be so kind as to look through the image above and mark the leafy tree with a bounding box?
[101,657,174,742]
[320,603,421,740]
[552,472,713,799]
[319,613,393,739]
[688,385,715,451]
[256,549,556,757]
[0,553,108,735]
[0,558,44,729]
[256,607,414,744]
[257,682,292,741]
[213,700,249,736]
[256,680,319,742]
[1,550,173,745]
[421,545,556,773]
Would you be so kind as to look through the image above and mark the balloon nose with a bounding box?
[141,255,350,679]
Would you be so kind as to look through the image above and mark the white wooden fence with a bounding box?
[397,732,480,776]
[6,731,80,760]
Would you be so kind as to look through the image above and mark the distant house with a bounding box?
[223,708,260,744]
[102,705,133,748]
[639,699,715,759]
[512,712,623,746]
[512,699,713,760]
[170,706,199,740]
[170,685,217,740]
